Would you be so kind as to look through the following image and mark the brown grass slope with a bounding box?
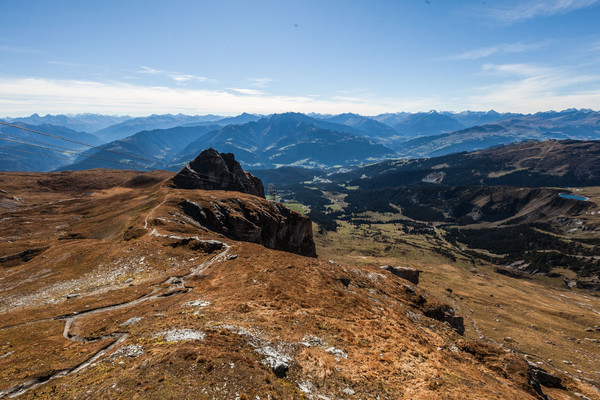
[0,170,594,399]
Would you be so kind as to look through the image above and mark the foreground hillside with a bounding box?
[2,170,595,399]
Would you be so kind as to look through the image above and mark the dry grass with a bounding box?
[0,170,598,399]
[316,217,600,398]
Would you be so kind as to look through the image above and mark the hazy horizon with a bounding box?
[4,108,600,120]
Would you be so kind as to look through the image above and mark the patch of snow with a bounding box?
[422,171,446,184]
[297,380,314,394]
[156,328,205,342]
[185,299,211,308]
[257,345,292,371]
[112,344,144,358]
[121,317,143,326]
[367,272,386,282]
[325,346,347,359]
[301,335,324,348]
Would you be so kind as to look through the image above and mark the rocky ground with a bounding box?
[0,170,598,399]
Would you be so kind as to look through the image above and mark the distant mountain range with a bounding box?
[64,113,395,171]
[397,109,600,158]
[1,109,599,172]
[93,114,226,142]
[180,112,262,128]
[322,113,399,140]
[372,111,466,139]
[2,113,130,134]
[173,112,394,169]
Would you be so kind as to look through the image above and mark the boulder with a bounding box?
[424,304,465,335]
[381,266,420,285]
[172,148,264,198]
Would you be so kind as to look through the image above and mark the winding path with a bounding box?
[0,195,230,398]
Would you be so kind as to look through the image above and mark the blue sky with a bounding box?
[1,0,599,116]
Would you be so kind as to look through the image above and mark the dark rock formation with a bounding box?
[180,198,317,257]
[527,361,563,389]
[381,266,420,284]
[424,304,465,335]
[172,148,265,198]
[495,267,530,279]
[0,246,49,267]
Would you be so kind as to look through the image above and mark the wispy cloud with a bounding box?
[0,44,45,55]
[137,66,214,84]
[0,77,436,116]
[589,40,600,53]
[227,88,264,95]
[480,0,599,23]
[47,60,84,67]
[247,78,273,88]
[2,68,598,117]
[449,41,551,60]
[467,62,600,112]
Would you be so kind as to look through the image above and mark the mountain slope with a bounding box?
[322,112,399,139]
[64,125,222,171]
[332,139,600,189]
[0,144,67,172]
[0,122,102,171]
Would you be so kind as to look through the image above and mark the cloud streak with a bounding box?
[480,0,599,23]
[227,88,264,95]
[247,78,273,88]
[137,66,214,84]
[467,63,600,112]
[1,70,598,117]
[0,77,436,117]
[450,41,550,60]
[0,45,45,55]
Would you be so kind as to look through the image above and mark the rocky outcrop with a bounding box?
[172,148,264,198]
[423,303,465,335]
[527,361,563,390]
[171,149,315,256]
[381,266,420,284]
[180,197,316,257]
[0,246,49,267]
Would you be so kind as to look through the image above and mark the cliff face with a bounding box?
[170,148,314,256]
[180,195,317,257]
[172,148,265,198]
